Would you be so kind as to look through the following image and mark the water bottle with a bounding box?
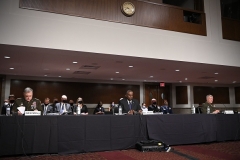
[6,106,11,116]
[207,106,210,114]
[191,105,195,114]
[119,105,122,115]
[77,106,81,115]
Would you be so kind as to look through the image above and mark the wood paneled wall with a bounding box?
[222,17,240,41]
[19,0,206,36]
[235,87,240,104]
[176,86,188,104]
[0,77,2,102]
[144,83,171,106]
[10,80,140,104]
[193,86,230,104]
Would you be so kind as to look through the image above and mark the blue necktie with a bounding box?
[129,101,132,110]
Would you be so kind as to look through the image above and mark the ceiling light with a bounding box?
[185,78,188,80]
[175,70,180,72]
[150,76,153,78]
[110,78,113,80]
[44,75,47,76]
[115,72,119,74]
[179,81,182,83]
[129,66,133,68]
[4,56,10,59]
[59,76,61,77]
[233,81,236,83]
[144,80,146,82]
[66,68,70,70]
[122,79,125,80]
[73,62,78,64]
[9,68,14,70]
[215,80,218,82]
[215,73,218,74]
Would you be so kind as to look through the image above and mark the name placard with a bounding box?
[224,110,234,114]
[142,111,154,115]
[25,111,41,116]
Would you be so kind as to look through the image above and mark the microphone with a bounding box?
[222,104,227,114]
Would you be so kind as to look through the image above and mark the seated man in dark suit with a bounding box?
[148,98,161,113]
[1,94,15,115]
[41,97,53,115]
[55,95,71,115]
[118,90,142,115]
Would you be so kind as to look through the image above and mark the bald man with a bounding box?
[118,90,142,115]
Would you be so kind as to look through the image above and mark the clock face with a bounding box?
[121,2,135,16]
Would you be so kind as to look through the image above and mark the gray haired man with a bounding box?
[13,87,42,115]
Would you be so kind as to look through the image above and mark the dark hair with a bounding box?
[9,94,15,99]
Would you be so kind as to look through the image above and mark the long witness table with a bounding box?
[0,114,240,156]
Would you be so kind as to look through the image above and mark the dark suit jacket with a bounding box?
[118,98,141,113]
[1,103,14,115]
[73,104,88,114]
[41,104,53,115]
[55,102,72,115]
[148,104,161,112]
[93,105,105,114]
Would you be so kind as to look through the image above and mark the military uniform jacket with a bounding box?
[201,102,215,114]
[13,98,42,113]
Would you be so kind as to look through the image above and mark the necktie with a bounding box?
[129,101,132,110]
[44,106,47,115]
[62,104,65,111]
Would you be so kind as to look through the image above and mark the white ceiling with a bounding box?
[0,44,240,84]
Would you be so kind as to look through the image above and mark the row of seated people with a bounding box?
[1,87,173,116]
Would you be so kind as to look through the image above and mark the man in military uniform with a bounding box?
[202,94,220,114]
[13,87,42,115]
[160,99,173,114]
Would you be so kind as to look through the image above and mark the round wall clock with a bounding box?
[121,2,135,17]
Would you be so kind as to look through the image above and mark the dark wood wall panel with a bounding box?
[144,83,171,106]
[193,86,230,104]
[20,0,206,36]
[176,86,188,104]
[235,87,240,104]
[222,17,240,41]
[10,80,140,104]
[0,77,2,103]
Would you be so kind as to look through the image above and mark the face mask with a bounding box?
[62,100,67,103]
[4,102,8,105]
[70,103,74,106]
[44,103,49,106]
[153,102,157,105]
[10,100,15,103]
[78,101,83,104]
[54,101,58,103]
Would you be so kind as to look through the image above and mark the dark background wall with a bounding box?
[20,0,206,36]
[144,83,171,106]
[235,87,240,104]
[193,86,230,104]
[10,79,140,104]
[176,86,188,104]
